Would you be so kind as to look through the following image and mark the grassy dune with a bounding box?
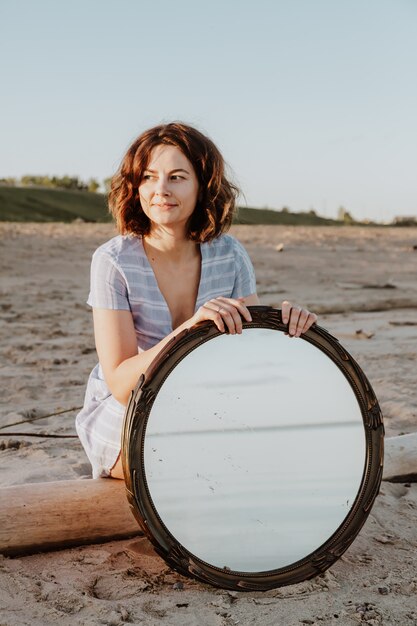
[0,185,341,225]
[0,187,111,223]
[234,206,338,226]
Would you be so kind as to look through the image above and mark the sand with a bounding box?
[0,223,416,625]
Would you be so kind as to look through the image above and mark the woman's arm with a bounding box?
[94,292,317,406]
[93,308,191,406]
[93,295,254,406]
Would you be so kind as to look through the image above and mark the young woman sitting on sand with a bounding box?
[75,122,318,480]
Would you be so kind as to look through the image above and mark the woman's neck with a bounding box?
[143,228,199,264]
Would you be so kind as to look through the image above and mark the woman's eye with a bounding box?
[142,174,185,182]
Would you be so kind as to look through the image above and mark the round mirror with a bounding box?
[122,306,384,590]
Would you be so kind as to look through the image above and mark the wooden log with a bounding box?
[383,433,417,482]
[0,478,141,557]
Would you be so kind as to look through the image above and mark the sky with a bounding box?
[1,0,416,222]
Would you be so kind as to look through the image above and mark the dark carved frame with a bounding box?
[122,306,384,591]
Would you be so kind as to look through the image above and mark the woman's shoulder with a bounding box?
[92,234,141,266]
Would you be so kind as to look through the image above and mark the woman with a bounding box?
[76,122,317,480]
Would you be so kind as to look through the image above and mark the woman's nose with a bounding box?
[154,176,171,196]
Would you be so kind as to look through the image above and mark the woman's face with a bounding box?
[138,144,199,233]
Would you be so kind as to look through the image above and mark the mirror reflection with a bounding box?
[144,329,366,572]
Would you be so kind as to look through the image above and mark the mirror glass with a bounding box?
[143,328,366,572]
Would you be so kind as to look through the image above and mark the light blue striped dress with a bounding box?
[75,233,257,478]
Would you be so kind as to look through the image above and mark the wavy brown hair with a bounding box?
[108,122,239,242]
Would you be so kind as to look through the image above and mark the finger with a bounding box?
[288,306,302,336]
[203,295,255,333]
[217,296,252,322]
[205,301,238,334]
[301,312,318,334]
[281,300,292,325]
[295,309,309,337]
[206,300,242,334]
[224,306,245,333]
[223,307,241,334]
[200,304,225,333]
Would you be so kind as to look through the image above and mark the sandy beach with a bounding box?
[0,223,416,625]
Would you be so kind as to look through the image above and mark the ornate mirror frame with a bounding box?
[122,306,384,591]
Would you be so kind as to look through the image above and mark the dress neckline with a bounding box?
[137,237,208,332]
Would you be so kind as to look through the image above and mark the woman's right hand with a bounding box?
[191,296,253,334]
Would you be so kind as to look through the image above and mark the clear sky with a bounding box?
[1,0,416,221]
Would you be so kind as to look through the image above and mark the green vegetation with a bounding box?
[0,184,412,226]
[0,175,100,193]
[234,207,339,226]
[0,187,340,224]
[0,186,111,223]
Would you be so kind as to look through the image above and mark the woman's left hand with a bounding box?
[281,300,318,337]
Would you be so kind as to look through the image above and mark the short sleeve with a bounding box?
[86,250,131,310]
[231,239,257,298]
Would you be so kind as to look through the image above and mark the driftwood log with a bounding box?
[0,434,415,557]
[383,433,417,482]
[0,478,141,557]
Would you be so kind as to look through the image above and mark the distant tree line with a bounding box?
[0,175,103,193]
[337,206,355,224]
